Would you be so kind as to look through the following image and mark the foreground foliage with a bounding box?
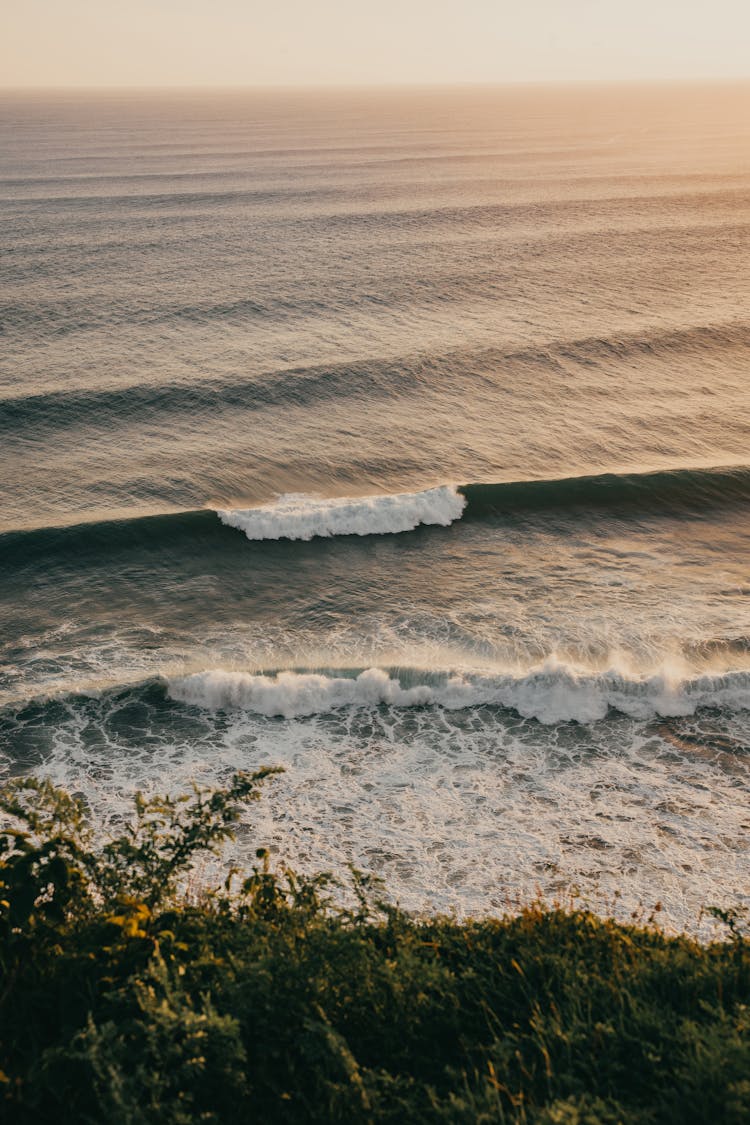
[0,773,749,1124]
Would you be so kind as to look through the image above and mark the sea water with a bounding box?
[2,84,750,931]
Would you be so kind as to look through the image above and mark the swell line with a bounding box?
[2,319,748,436]
[1,464,748,561]
[460,464,750,517]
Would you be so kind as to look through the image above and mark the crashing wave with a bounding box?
[216,486,466,542]
[5,463,748,551]
[166,662,750,724]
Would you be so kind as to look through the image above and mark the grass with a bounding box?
[0,770,748,1123]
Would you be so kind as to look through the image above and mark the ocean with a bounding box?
[1,83,749,932]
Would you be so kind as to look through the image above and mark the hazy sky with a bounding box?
[3,0,750,87]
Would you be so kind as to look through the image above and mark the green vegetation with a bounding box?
[1,770,749,1124]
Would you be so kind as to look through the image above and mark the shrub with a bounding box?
[0,772,748,1123]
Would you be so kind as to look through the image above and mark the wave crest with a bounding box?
[166,663,750,724]
[217,486,466,542]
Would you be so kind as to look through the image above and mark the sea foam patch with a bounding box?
[216,485,466,542]
[6,670,750,933]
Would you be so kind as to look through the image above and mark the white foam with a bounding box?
[168,667,434,718]
[9,656,750,937]
[216,486,466,542]
[166,662,750,724]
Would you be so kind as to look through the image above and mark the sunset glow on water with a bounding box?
[2,83,750,931]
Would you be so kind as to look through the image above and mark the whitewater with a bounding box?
[217,485,466,541]
[167,664,750,724]
[2,84,750,934]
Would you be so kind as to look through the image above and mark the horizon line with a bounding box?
[2,76,750,94]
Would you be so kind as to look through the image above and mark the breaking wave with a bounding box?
[215,465,750,543]
[217,486,466,541]
[166,663,750,725]
[3,463,748,560]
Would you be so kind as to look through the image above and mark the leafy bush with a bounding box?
[0,771,748,1123]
